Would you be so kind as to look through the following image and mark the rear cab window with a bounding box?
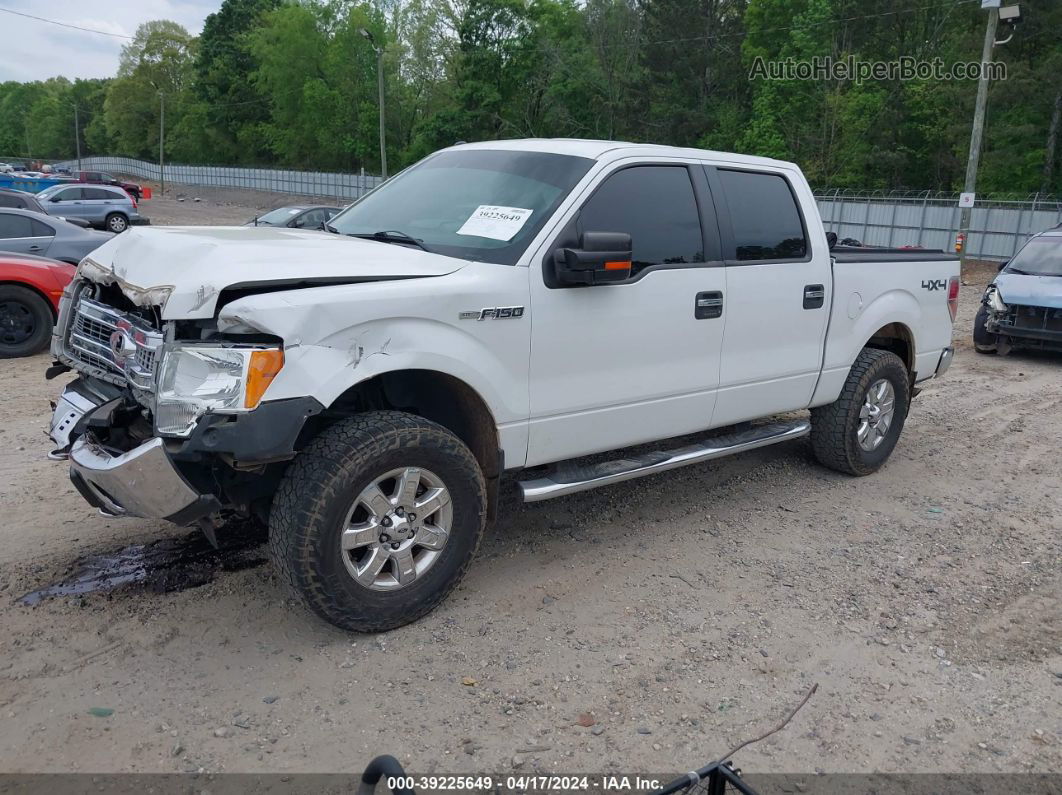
[712,168,809,262]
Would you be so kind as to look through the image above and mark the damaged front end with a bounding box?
[981,283,1062,354]
[48,273,322,531]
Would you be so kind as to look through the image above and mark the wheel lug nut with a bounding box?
[380,533,390,542]
[408,513,416,521]
[395,507,404,516]
[381,517,392,527]
[390,542,400,550]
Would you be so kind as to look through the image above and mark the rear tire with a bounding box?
[973,305,998,354]
[269,411,487,632]
[810,348,910,476]
[105,213,128,233]
[0,285,52,358]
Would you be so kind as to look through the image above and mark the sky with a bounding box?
[0,0,220,82]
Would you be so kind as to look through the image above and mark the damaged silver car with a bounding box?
[975,227,1062,355]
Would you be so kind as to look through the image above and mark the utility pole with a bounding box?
[74,104,81,171]
[958,3,1020,266]
[158,92,165,196]
[360,28,387,179]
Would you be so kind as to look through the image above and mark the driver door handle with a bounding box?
[803,284,825,309]
[695,291,723,319]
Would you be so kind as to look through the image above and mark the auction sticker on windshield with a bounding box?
[457,205,533,241]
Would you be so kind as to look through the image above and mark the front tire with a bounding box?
[810,348,910,476]
[269,411,487,632]
[973,305,998,354]
[0,285,53,358]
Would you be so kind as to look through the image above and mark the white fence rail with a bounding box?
[53,156,383,201]
[815,191,1062,260]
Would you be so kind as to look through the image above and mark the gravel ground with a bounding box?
[0,190,1058,777]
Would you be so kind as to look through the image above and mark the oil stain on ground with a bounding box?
[19,519,268,606]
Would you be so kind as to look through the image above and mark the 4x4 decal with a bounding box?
[921,279,948,292]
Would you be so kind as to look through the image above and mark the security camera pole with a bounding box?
[360,28,387,180]
[958,2,1019,267]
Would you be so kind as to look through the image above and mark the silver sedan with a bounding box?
[0,207,113,264]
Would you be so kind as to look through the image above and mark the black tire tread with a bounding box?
[810,348,909,476]
[269,410,486,632]
[0,284,52,358]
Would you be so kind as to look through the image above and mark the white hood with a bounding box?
[81,226,468,319]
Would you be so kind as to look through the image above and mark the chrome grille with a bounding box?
[65,292,163,390]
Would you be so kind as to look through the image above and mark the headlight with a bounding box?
[984,284,1007,313]
[155,345,284,436]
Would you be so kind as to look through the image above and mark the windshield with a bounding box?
[255,207,304,225]
[1003,237,1062,277]
[329,149,594,265]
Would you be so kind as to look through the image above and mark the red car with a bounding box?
[0,253,75,358]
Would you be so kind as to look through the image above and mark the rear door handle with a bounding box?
[695,291,723,319]
[803,284,825,310]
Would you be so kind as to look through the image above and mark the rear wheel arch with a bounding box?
[864,322,915,380]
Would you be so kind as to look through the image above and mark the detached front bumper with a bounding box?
[69,436,219,522]
[49,382,219,523]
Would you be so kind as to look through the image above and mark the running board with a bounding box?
[518,419,810,502]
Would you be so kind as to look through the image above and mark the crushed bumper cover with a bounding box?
[49,382,219,524]
[69,436,219,522]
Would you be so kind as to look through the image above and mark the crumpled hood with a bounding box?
[81,226,467,319]
[995,271,1062,310]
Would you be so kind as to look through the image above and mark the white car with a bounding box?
[47,139,959,631]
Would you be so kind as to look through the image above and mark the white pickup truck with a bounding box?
[47,140,959,631]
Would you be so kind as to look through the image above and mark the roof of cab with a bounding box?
[450,137,798,171]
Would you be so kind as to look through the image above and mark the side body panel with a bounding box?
[524,157,727,467]
[705,162,833,427]
[810,257,959,406]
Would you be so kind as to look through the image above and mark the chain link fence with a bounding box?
[814,189,1062,260]
[48,156,383,202]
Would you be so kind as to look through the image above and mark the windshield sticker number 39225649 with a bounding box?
[457,205,533,242]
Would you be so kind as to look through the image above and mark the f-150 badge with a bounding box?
[460,306,526,320]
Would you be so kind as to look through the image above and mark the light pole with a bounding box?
[158,91,165,196]
[73,103,81,171]
[360,27,387,179]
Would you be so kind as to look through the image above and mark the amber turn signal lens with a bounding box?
[244,349,284,408]
[604,261,631,271]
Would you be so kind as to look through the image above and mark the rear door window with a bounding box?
[717,169,807,261]
[84,188,115,200]
[576,165,704,276]
[0,214,37,238]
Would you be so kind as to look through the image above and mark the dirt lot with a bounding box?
[0,191,1059,777]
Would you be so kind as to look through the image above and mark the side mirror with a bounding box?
[49,196,61,202]
[554,231,633,286]
[826,231,838,250]
[997,260,1008,272]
